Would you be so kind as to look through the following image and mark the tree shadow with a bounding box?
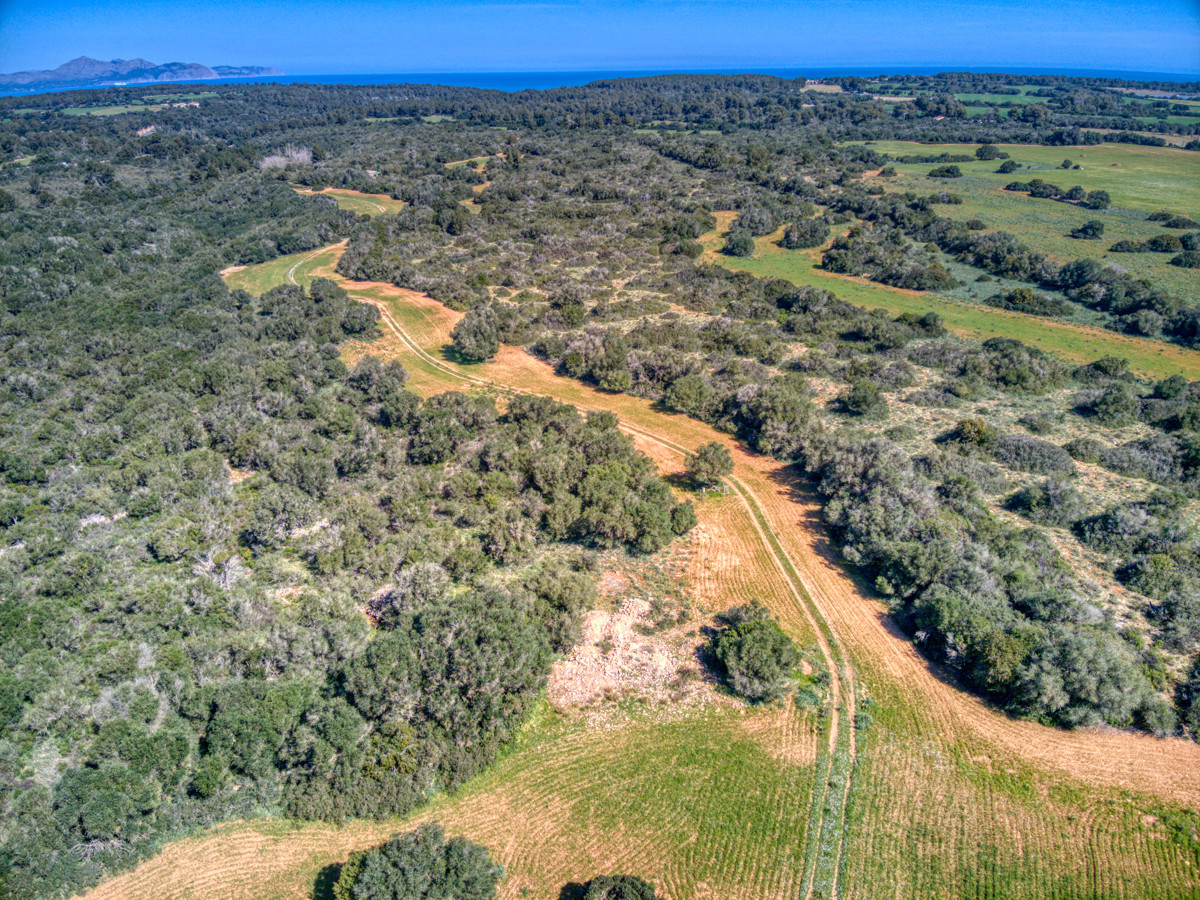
[558,883,587,900]
[312,862,341,900]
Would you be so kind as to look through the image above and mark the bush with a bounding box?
[1069,220,1104,240]
[985,287,1073,317]
[1171,251,1200,269]
[332,823,502,900]
[997,160,1020,174]
[722,229,756,257]
[927,165,962,178]
[991,433,1077,476]
[780,218,829,249]
[841,380,889,420]
[584,875,657,900]
[1007,479,1087,527]
[709,614,800,702]
[451,304,501,360]
[686,441,733,487]
[1178,655,1200,739]
[733,208,776,236]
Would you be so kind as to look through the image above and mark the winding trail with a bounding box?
[289,250,858,896]
[198,241,1200,899]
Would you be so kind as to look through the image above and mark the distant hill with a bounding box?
[0,56,284,92]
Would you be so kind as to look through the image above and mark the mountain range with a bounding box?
[0,56,284,92]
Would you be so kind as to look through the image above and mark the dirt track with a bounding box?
[83,245,1200,900]
[303,244,1200,809]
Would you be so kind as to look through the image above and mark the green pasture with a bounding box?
[700,226,1200,380]
[858,141,1200,214]
[62,104,163,116]
[868,170,1199,300]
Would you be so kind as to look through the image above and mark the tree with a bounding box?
[927,165,961,178]
[997,159,1020,174]
[975,143,1006,161]
[1085,190,1111,210]
[686,442,733,487]
[841,380,889,419]
[722,229,755,257]
[710,616,800,702]
[1069,220,1104,240]
[584,875,657,900]
[780,218,829,249]
[333,823,502,900]
[451,304,501,360]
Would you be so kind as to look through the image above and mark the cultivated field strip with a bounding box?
[87,709,819,900]
[108,244,1200,900]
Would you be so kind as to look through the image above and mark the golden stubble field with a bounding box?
[87,240,1200,900]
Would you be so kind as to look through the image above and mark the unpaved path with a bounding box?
[296,243,1200,811]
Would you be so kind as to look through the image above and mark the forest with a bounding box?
[0,71,1197,897]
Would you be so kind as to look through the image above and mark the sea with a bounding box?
[4,66,1199,97]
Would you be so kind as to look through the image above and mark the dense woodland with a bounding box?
[0,72,1198,897]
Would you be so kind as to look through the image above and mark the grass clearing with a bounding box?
[700,212,1200,380]
[61,104,165,116]
[93,246,1185,899]
[855,140,1200,214]
[850,141,1200,300]
[291,186,406,216]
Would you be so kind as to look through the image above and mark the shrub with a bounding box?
[1144,234,1183,252]
[780,218,829,249]
[734,208,776,236]
[997,159,1020,174]
[1085,190,1111,209]
[975,144,1007,160]
[332,823,502,900]
[927,165,962,178]
[991,433,1076,476]
[1069,220,1104,240]
[710,614,800,702]
[1178,655,1200,739]
[1171,251,1200,269]
[722,229,756,257]
[1007,479,1087,527]
[947,418,997,450]
[686,441,733,487]
[584,875,657,900]
[985,287,1073,317]
[841,380,889,420]
[451,304,501,360]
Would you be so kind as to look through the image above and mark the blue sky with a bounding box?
[1,0,1197,76]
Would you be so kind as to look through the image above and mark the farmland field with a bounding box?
[80,244,1200,900]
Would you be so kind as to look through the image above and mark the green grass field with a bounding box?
[700,217,1200,380]
[855,149,1200,300]
[857,141,1199,214]
[291,187,406,216]
[62,104,164,116]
